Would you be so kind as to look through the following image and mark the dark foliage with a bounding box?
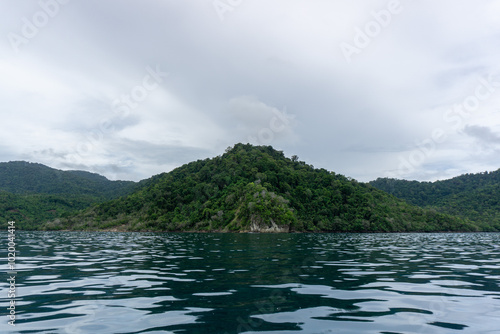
[370,171,500,231]
[0,161,136,229]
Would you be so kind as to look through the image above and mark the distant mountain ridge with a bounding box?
[0,161,134,198]
[0,161,137,229]
[44,144,481,232]
[370,170,500,231]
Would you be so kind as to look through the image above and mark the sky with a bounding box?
[1,0,500,182]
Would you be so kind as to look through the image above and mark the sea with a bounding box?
[1,231,500,333]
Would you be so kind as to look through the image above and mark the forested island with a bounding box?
[1,144,499,232]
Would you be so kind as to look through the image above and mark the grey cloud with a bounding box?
[37,139,213,181]
[464,125,500,144]
[111,139,212,166]
[225,96,297,145]
[1,1,500,182]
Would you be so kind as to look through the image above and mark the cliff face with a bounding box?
[249,217,290,233]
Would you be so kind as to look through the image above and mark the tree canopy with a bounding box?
[370,171,500,231]
[0,161,136,229]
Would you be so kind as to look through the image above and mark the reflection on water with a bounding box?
[0,232,499,333]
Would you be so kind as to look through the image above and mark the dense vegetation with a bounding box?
[370,171,500,231]
[0,162,136,229]
[46,144,479,232]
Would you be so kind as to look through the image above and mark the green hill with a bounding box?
[0,161,136,229]
[0,161,135,197]
[370,171,500,231]
[44,144,479,232]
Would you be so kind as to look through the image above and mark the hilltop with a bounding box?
[43,144,479,232]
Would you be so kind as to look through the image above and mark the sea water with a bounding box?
[1,232,499,333]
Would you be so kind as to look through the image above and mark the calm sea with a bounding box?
[1,232,500,333]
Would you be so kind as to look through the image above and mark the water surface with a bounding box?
[1,232,500,333]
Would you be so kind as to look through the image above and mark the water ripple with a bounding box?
[0,232,499,333]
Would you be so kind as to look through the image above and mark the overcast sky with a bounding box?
[1,0,500,182]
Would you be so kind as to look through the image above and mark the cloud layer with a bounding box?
[1,0,500,181]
